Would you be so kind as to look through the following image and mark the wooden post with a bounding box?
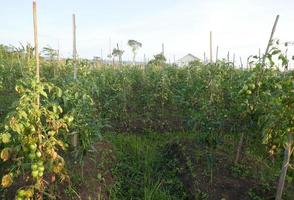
[162,43,165,55]
[275,134,293,200]
[73,14,77,80]
[227,51,230,63]
[258,48,261,63]
[203,52,206,63]
[240,57,243,69]
[209,31,213,63]
[216,46,219,62]
[33,1,40,83]
[262,15,279,66]
[101,48,103,61]
[33,0,40,106]
[233,53,235,66]
[72,14,78,148]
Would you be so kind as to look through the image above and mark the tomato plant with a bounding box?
[0,79,72,199]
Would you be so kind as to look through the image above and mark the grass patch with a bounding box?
[106,132,191,200]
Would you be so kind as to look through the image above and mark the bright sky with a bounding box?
[1,0,294,65]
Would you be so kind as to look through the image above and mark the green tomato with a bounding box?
[37,160,43,166]
[38,171,44,177]
[36,151,42,158]
[29,144,37,151]
[38,166,45,172]
[30,126,36,132]
[247,90,252,95]
[31,164,38,170]
[32,170,39,178]
[28,153,36,160]
[18,190,25,197]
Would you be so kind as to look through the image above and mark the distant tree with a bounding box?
[42,46,58,60]
[148,53,166,66]
[128,40,142,65]
[42,46,59,77]
[112,43,124,65]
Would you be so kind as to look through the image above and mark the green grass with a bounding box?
[104,132,294,200]
[106,132,192,200]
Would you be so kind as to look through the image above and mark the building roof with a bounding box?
[178,54,199,61]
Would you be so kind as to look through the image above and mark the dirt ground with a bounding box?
[162,138,275,200]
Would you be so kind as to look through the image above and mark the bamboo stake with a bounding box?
[72,14,78,148]
[209,31,213,63]
[33,0,40,105]
[227,51,230,63]
[262,15,279,66]
[73,14,77,80]
[203,52,206,63]
[258,48,261,63]
[240,57,243,69]
[216,46,219,62]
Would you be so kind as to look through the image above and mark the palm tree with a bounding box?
[112,44,124,65]
[128,40,142,65]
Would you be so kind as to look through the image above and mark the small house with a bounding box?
[176,54,200,67]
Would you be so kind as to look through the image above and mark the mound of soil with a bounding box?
[162,138,275,200]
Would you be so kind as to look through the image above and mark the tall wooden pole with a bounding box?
[33,0,40,108]
[162,43,165,55]
[240,57,243,69]
[203,52,206,63]
[216,46,219,62]
[72,14,78,147]
[262,15,279,66]
[209,31,213,63]
[33,0,40,83]
[100,48,103,61]
[258,48,261,63]
[227,51,230,63]
[73,14,77,80]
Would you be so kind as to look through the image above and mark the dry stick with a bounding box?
[72,14,78,148]
[262,15,279,67]
[162,43,165,56]
[210,31,213,63]
[233,53,235,67]
[234,132,245,164]
[275,134,293,200]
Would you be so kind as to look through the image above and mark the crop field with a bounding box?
[0,42,293,200]
[0,1,294,200]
